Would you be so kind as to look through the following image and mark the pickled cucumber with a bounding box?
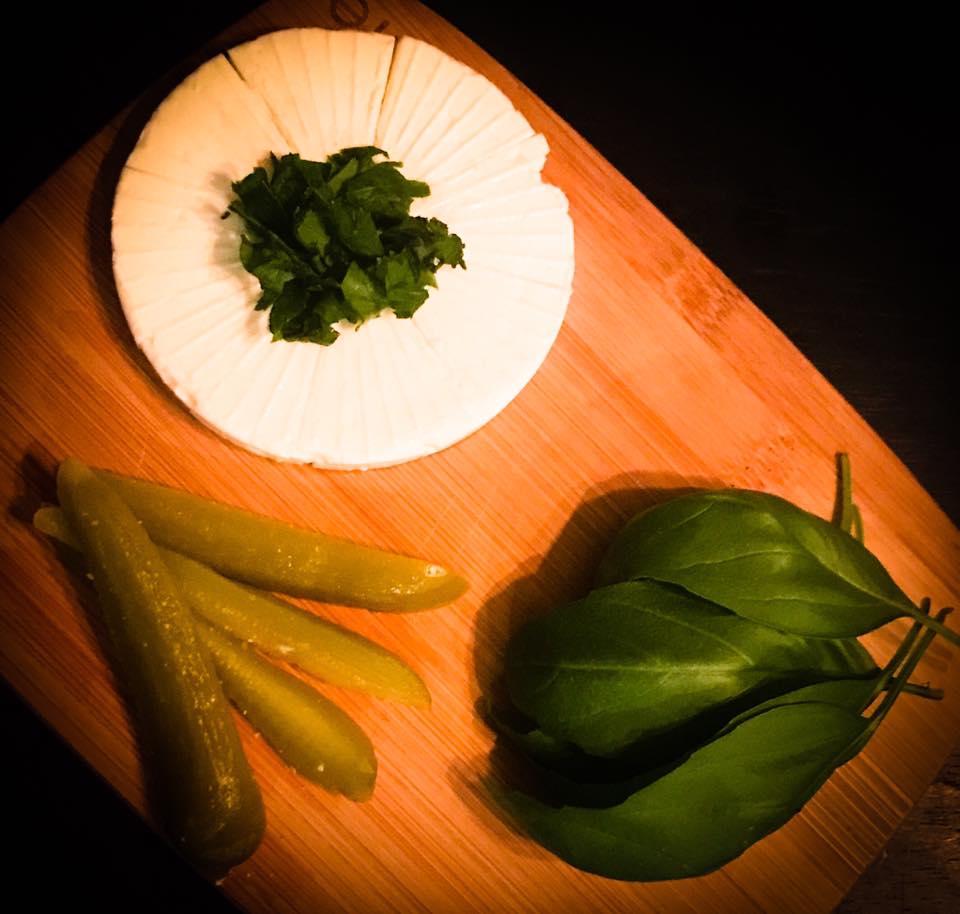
[55,459,264,877]
[35,506,430,706]
[96,469,468,611]
[198,620,377,801]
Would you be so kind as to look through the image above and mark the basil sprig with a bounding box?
[596,488,959,645]
[229,148,465,345]
[490,455,953,880]
[505,580,879,757]
[501,612,945,882]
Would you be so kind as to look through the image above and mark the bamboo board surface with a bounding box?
[1,1,958,911]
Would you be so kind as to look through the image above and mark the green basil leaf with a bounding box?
[502,700,867,881]
[486,697,695,808]
[506,581,877,756]
[597,490,916,638]
[500,610,943,881]
[713,678,878,742]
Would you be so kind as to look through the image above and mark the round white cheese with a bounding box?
[112,28,574,468]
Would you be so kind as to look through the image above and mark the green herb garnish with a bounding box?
[229,148,466,345]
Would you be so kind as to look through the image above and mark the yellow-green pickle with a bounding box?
[198,620,378,801]
[35,506,431,705]
[56,459,265,877]
[164,552,432,706]
[96,469,468,610]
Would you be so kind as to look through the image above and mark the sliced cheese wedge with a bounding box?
[112,28,574,468]
[227,28,394,159]
[124,54,291,191]
[376,36,537,180]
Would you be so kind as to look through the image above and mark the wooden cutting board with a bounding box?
[1,1,957,911]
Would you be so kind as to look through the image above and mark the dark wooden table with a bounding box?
[2,3,956,910]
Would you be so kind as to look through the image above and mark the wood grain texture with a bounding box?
[1,2,958,912]
[836,752,960,913]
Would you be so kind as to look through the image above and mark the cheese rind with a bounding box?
[112,28,574,468]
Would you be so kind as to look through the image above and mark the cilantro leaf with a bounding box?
[330,200,384,258]
[341,261,384,319]
[230,167,287,232]
[229,149,466,345]
[376,253,429,318]
[327,156,360,196]
[294,208,330,257]
[268,281,310,340]
[343,161,430,218]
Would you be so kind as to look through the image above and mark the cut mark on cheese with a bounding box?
[222,49,298,153]
[112,28,574,469]
[227,29,395,159]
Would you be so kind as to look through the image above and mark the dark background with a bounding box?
[2,2,955,910]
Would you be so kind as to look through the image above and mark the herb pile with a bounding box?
[489,455,955,881]
[229,148,466,345]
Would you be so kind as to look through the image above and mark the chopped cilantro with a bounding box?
[229,148,466,344]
